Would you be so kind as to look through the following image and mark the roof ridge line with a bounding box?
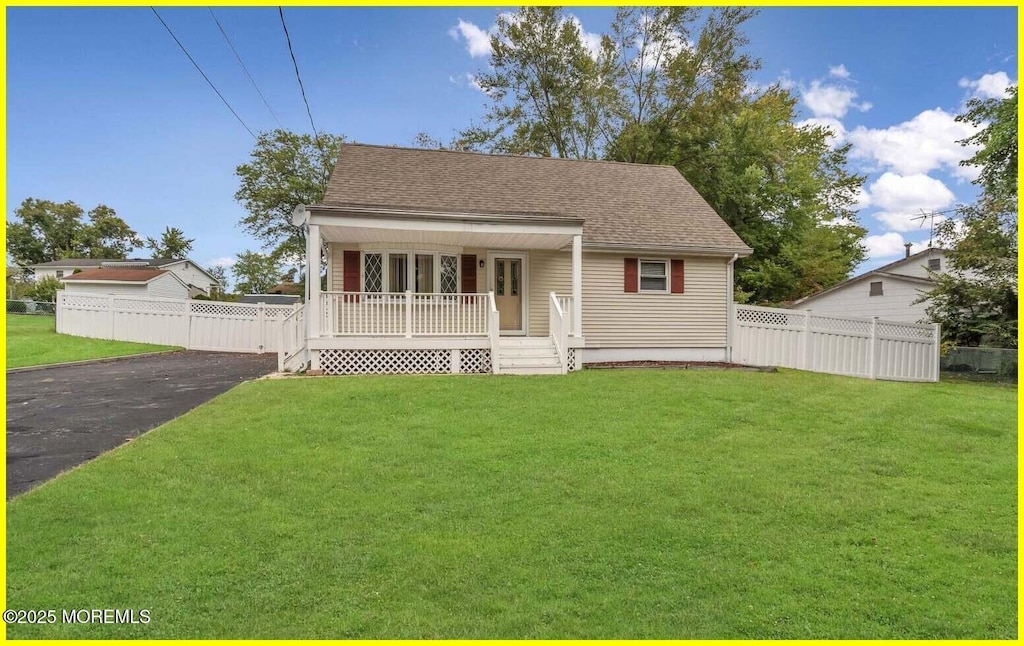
[341,142,678,170]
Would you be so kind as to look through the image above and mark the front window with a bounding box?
[639,260,668,292]
[362,251,462,295]
[389,254,409,292]
[439,255,459,294]
[415,254,434,293]
[363,253,383,292]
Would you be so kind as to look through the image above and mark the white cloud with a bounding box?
[847,108,981,180]
[851,186,872,211]
[797,116,848,147]
[829,64,850,79]
[802,79,868,119]
[958,71,1015,99]
[448,19,493,58]
[449,14,603,61]
[208,256,236,267]
[862,232,929,260]
[466,73,487,95]
[865,172,956,232]
[566,15,604,60]
[864,232,908,259]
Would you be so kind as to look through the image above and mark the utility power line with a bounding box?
[151,7,256,140]
[278,7,320,141]
[209,8,284,130]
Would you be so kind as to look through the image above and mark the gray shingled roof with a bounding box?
[320,144,751,254]
[30,258,181,268]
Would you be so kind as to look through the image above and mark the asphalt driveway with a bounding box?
[6,351,278,498]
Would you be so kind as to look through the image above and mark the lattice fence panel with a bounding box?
[735,306,803,328]
[319,349,452,375]
[810,314,872,334]
[190,301,258,317]
[114,297,187,313]
[876,321,934,340]
[567,348,578,372]
[61,294,110,309]
[459,348,491,374]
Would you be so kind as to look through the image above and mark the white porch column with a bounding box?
[571,233,583,337]
[307,223,322,339]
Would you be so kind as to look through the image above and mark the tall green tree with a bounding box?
[6,199,141,266]
[235,130,346,261]
[231,250,284,295]
[459,7,618,158]
[145,226,195,258]
[454,7,865,304]
[206,264,229,295]
[923,85,1018,347]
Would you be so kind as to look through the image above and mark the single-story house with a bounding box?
[787,247,947,323]
[61,268,190,300]
[286,143,752,375]
[29,258,220,297]
[238,294,302,305]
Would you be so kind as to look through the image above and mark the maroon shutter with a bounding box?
[671,259,685,294]
[343,250,360,303]
[461,254,477,293]
[624,258,638,293]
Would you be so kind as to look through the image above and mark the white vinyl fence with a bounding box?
[733,305,940,382]
[56,292,300,354]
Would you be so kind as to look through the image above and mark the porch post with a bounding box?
[571,233,583,337]
[307,223,322,339]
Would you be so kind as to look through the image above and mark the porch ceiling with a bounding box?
[319,224,574,250]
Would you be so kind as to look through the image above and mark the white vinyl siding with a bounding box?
[147,273,189,299]
[527,251,728,347]
[159,261,218,295]
[792,276,934,323]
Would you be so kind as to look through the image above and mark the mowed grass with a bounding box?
[6,370,1017,639]
[5,314,175,368]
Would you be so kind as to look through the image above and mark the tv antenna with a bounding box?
[910,209,939,248]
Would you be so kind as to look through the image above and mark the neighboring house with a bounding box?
[787,247,948,323]
[29,258,220,297]
[287,143,752,375]
[238,294,301,305]
[61,268,190,300]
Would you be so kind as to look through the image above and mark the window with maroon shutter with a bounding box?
[670,259,685,294]
[624,258,638,293]
[461,255,477,293]
[343,251,361,302]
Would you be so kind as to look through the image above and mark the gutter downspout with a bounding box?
[726,253,739,363]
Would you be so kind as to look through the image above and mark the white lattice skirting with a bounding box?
[316,348,493,375]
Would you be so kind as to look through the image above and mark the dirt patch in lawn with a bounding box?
[584,360,776,371]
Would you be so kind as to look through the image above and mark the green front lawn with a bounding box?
[6,370,1017,639]
[5,314,176,368]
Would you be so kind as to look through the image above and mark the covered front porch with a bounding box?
[285,204,586,375]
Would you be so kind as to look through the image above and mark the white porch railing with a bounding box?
[488,291,500,374]
[549,292,569,374]
[557,294,574,337]
[321,291,491,337]
[278,302,307,371]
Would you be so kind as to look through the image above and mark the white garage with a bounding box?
[61,268,189,300]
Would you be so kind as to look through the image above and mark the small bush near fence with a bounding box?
[6,300,55,315]
[941,346,1017,383]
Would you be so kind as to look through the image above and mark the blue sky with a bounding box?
[6,7,1017,285]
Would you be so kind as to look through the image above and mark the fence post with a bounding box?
[107,294,116,340]
[405,290,413,338]
[868,316,878,379]
[257,302,266,354]
[932,323,941,382]
[801,310,811,370]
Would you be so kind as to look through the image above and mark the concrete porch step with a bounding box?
[500,364,564,375]
[498,356,561,369]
